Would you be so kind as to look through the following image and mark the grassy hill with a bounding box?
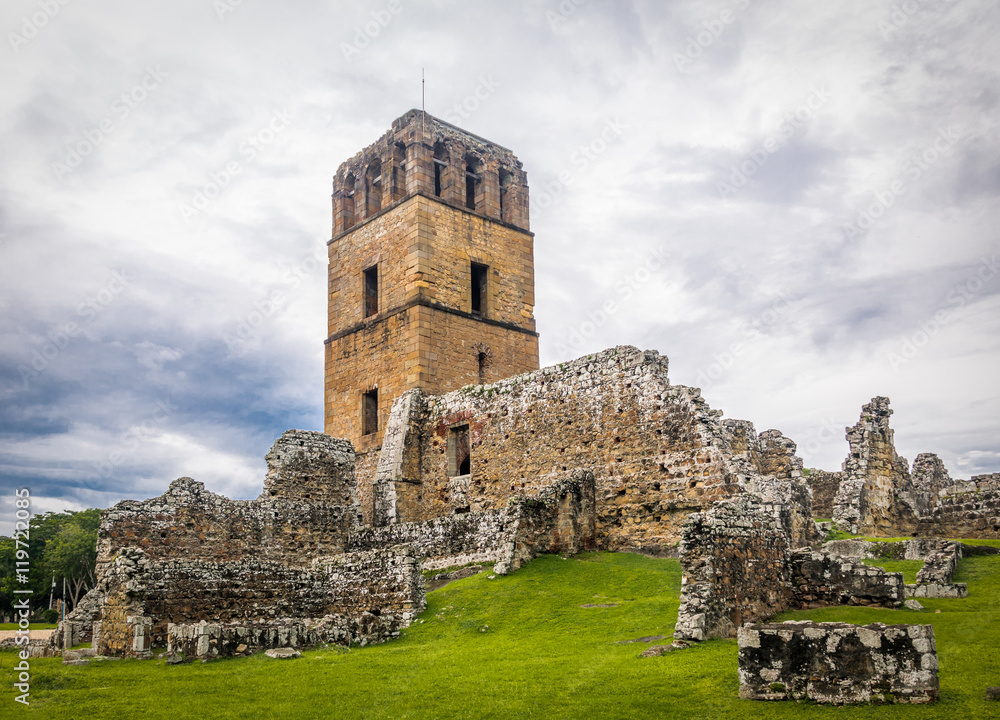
[6,548,1000,719]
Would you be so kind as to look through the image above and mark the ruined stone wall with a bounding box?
[354,470,597,573]
[788,550,904,609]
[738,622,938,704]
[673,495,792,642]
[806,470,843,519]
[97,431,359,570]
[833,397,918,535]
[375,347,752,552]
[916,473,1000,539]
[97,544,424,653]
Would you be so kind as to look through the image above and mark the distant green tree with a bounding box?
[0,509,101,617]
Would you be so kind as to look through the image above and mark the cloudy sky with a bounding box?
[1,0,998,532]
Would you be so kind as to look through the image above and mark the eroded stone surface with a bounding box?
[738,621,939,704]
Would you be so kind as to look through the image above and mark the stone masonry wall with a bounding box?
[374,347,767,552]
[788,550,904,609]
[99,544,424,652]
[916,473,1000,539]
[353,470,597,573]
[833,397,918,535]
[673,495,792,642]
[806,470,843,519]
[97,432,360,571]
[738,621,939,704]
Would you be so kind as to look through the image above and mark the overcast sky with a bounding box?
[1,0,998,533]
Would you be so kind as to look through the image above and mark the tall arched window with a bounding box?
[465,155,481,210]
[393,142,407,200]
[342,173,356,230]
[433,142,449,197]
[365,161,381,217]
[498,166,513,222]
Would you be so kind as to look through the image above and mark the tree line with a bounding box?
[0,509,100,624]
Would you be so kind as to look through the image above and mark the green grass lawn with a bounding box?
[3,551,999,719]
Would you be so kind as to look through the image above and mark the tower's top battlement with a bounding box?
[331,109,530,236]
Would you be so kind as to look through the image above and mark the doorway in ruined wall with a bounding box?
[447,424,471,477]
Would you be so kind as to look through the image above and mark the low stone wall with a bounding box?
[96,544,425,655]
[821,538,941,561]
[738,621,939,704]
[49,587,103,651]
[97,431,360,573]
[673,495,792,642]
[789,550,904,609]
[352,470,597,573]
[916,475,1000,539]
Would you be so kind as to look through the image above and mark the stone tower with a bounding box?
[325,109,540,465]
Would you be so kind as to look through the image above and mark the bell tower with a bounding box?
[324,110,540,463]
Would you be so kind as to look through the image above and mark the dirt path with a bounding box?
[0,629,54,641]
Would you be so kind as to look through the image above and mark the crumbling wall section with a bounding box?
[833,397,918,535]
[789,550,904,609]
[806,470,843,519]
[375,347,752,552]
[738,621,938,704]
[673,495,793,642]
[916,473,1000,539]
[97,432,360,572]
[354,470,597,573]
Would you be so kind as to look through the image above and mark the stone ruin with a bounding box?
[49,346,994,703]
[738,621,939,704]
[819,396,1000,538]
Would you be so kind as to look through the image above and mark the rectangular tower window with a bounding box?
[471,262,488,316]
[364,265,378,317]
[447,424,471,477]
[362,388,379,436]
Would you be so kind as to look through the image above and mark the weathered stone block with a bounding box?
[738,621,938,704]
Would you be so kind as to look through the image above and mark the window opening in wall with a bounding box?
[465,159,481,210]
[498,167,512,222]
[366,161,381,216]
[447,424,471,476]
[470,262,488,316]
[362,388,379,436]
[364,265,378,317]
[433,142,448,197]
[393,141,407,199]
[343,173,356,230]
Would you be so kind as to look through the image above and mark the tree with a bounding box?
[43,509,100,610]
[0,509,101,617]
